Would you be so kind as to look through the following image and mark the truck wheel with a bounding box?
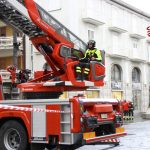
[0,120,28,150]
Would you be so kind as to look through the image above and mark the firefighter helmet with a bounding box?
[87,40,96,49]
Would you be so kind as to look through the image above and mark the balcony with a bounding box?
[131,57,144,63]
[109,26,127,33]
[111,81,123,90]
[130,33,145,39]
[0,36,23,50]
[82,9,104,26]
[109,19,127,33]
[110,49,128,59]
[131,49,146,62]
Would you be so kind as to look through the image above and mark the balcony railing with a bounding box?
[0,36,23,50]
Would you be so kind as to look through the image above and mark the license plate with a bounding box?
[83,132,95,139]
[116,127,125,133]
[101,113,107,119]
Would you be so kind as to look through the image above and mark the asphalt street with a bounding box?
[77,111,150,150]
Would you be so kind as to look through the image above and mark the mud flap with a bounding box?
[86,138,120,146]
[82,132,127,146]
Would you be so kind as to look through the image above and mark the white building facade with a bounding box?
[26,0,150,113]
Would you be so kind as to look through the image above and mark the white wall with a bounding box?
[26,0,150,112]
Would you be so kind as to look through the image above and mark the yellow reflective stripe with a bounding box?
[76,70,81,73]
[91,50,96,54]
[84,71,89,74]
[85,68,90,71]
[81,49,102,61]
[86,49,91,55]
[95,49,102,61]
[81,49,89,60]
[76,66,81,69]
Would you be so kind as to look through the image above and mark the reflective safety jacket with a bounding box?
[83,48,102,62]
[122,102,129,111]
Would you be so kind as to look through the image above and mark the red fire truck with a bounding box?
[0,0,126,150]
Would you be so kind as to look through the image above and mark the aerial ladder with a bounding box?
[0,0,105,98]
[0,0,126,149]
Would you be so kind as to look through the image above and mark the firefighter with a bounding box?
[122,100,129,120]
[75,40,102,80]
[6,65,17,85]
[128,101,134,120]
[18,69,31,83]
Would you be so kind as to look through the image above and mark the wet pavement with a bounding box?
[77,110,150,150]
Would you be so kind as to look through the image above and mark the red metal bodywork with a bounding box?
[46,105,61,139]
[0,98,126,146]
[0,105,31,142]
[17,0,105,93]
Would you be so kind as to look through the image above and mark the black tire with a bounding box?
[45,144,57,150]
[0,120,28,150]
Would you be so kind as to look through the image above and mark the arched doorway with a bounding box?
[132,67,141,110]
[111,64,123,100]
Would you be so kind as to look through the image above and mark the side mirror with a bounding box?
[60,46,71,58]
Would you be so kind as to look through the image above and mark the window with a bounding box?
[111,64,122,81]
[0,27,6,36]
[132,67,141,83]
[88,30,94,41]
[133,42,138,49]
[132,39,138,49]
[132,38,139,57]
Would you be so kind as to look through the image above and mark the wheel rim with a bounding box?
[4,128,21,150]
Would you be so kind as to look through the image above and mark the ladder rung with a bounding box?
[61,121,70,124]
[61,132,71,134]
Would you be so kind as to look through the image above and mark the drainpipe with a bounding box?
[13,30,18,68]
[22,34,26,69]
